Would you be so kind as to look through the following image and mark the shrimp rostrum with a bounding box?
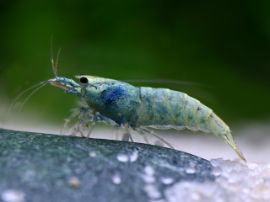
[49,75,246,161]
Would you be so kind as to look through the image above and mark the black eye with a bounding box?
[80,77,88,84]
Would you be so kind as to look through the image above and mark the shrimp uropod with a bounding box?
[48,74,246,161]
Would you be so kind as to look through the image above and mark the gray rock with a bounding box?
[0,128,215,202]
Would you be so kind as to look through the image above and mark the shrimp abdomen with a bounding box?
[137,87,246,161]
[137,87,214,132]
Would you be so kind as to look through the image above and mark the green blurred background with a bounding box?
[0,0,270,127]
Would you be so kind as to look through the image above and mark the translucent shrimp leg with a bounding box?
[62,108,81,134]
[138,127,174,149]
[86,112,97,138]
[121,124,134,142]
[131,128,150,144]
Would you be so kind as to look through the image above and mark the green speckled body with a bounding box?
[79,77,229,138]
[138,87,229,136]
[49,75,246,161]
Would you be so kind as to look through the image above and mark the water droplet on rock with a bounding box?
[161,177,174,185]
[144,184,161,199]
[129,150,138,162]
[89,152,96,157]
[112,174,121,184]
[185,167,196,174]
[1,190,25,202]
[117,154,129,162]
[144,166,155,176]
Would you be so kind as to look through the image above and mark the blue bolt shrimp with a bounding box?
[10,47,245,161]
[48,74,246,161]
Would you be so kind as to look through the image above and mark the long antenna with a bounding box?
[50,35,58,78]
[18,81,48,112]
[55,48,62,77]
[8,81,47,114]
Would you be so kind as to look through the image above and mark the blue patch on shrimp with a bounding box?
[101,86,126,104]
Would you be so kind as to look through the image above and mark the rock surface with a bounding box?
[0,128,214,202]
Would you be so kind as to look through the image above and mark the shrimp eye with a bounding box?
[80,77,88,84]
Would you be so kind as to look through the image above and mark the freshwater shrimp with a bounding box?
[48,74,246,161]
[9,46,244,161]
